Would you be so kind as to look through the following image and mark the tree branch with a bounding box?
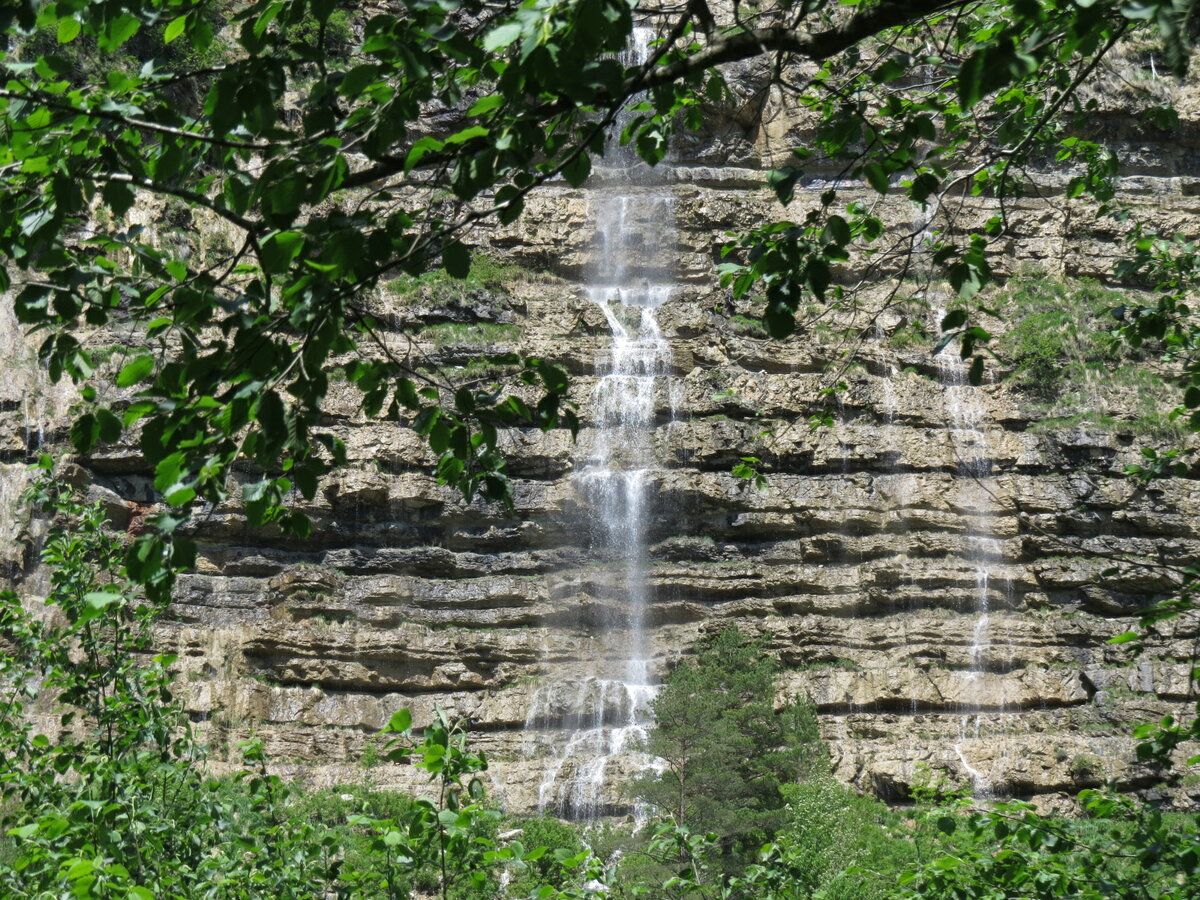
[0,88,278,151]
[86,172,256,234]
[641,0,967,89]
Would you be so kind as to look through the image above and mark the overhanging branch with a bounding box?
[641,0,967,89]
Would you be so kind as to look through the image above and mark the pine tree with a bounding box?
[635,627,826,864]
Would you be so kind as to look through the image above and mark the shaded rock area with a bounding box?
[3,72,1200,816]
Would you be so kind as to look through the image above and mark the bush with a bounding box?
[500,814,586,895]
[902,787,1200,899]
[772,778,914,900]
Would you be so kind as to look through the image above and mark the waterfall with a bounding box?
[935,315,1010,796]
[528,27,674,821]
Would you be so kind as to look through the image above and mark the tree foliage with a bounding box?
[635,627,827,864]
[3,0,1200,603]
[0,466,338,897]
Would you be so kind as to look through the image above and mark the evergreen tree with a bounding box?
[635,627,825,863]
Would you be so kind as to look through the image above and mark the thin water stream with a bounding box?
[935,315,1012,796]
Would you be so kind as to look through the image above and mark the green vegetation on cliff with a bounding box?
[995,271,1182,437]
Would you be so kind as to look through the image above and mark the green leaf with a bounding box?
[405,136,444,173]
[1121,0,1158,20]
[482,22,522,52]
[469,94,504,116]
[395,379,420,410]
[385,709,412,733]
[443,241,471,278]
[96,407,122,443]
[429,419,452,453]
[967,354,984,385]
[100,13,140,51]
[862,162,889,194]
[910,172,939,203]
[562,152,591,188]
[766,167,802,205]
[940,309,968,331]
[65,858,95,880]
[496,184,525,225]
[117,355,155,388]
[70,413,99,453]
[826,215,851,246]
[164,13,187,44]
[445,125,489,146]
[872,55,908,83]
[78,592,122,625]
[83,591,122,609]
[57,17,81,43]
[261,231,306,274]
[102,180,136,220]
[163,483,196,506]
[153,451,186,494]
[339,63,381,96]
[958,49,987,108]
[949,259,988,299]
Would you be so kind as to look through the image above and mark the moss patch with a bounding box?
[417,322,522,346]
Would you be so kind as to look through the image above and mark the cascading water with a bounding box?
[527,27,675,821]
[935,312,1011,796]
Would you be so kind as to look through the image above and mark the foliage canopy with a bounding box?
[3,0,1200,600]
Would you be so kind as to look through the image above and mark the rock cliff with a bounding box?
[2,45,1199,818]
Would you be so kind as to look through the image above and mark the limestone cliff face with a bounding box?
[3,69,1200,817]
[68,280,1198,814]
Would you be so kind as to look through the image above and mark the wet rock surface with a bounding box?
[12,282,1198,813]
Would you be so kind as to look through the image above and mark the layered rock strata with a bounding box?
[5,274,1198,813]
[3,54,1200,815]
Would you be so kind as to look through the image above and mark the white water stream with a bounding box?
[935,314,1011,796]
[528,28,674,821]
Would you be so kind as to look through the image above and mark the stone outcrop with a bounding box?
[9,275,1198,813]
